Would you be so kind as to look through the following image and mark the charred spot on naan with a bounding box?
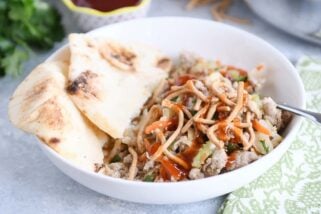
[37,135,60,149]
[67,70,100,99]
[100,43,137,71]
[29,79,51,97]
[157,57,172,72]
[17,78,53,113]
[49,137,60,144]
[36,98,64,130]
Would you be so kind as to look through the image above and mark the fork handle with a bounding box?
[277,104,321,125]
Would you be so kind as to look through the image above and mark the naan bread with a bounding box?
[8,61,107,171]
[67,34,171,138]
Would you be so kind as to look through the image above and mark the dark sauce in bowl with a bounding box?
[71,0,141,12]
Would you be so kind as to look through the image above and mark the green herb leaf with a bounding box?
[0,36,14,52]
[0,0,64,77]
[1,47,28,77]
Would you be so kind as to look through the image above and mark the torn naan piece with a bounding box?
[8,61,107,171]
[67,34,172,138]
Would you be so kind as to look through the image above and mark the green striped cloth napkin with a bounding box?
[219,57,321,213]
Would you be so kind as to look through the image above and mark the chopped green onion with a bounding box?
[251,94,261,102]
[212,112,219,120]
[237,76,247,81]
[192,98,197,105]
[260,140,270,154]
[192,141,215,168]
[110,154,121,163]
[229,70,247,82]
[226,143,240,154]
[143,173,155,182]
[169,141,176,151]
[250,93,261,104]
[171,96,179,102]
[191,110,197,116]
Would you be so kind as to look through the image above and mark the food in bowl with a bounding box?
[8,34,291,183]
[101,53,292,182]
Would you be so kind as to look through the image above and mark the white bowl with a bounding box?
[39,17,305,204]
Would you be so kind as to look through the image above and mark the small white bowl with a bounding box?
[62,0,151,32]
[40,17,305,204]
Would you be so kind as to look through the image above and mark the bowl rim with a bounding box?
[62,0,150,16]
[41,17,306,187]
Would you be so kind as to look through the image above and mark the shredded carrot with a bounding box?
[164,150,190,170]
[145,120,173,134]
[160,157,186,180]
[144,139,161,156]
[220,69,227,76]
[217,121,228,128]
[252,119,271,136]
[256,64,265,72]
[150,142,161,155]
[215,121,229,141]
[143,139,151,154]
[175,75,195,86]
[232,126,243,139]
[159,165,169,180]
[216,128,229,141]
[244,81,252,92]
[138,153,147,162]
[225,151,238,170]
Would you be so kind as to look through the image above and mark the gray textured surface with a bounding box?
[1,0,320,213]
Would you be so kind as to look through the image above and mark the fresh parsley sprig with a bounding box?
[0,0,64,77]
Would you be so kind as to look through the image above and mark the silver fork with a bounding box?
[277,104,321,125]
